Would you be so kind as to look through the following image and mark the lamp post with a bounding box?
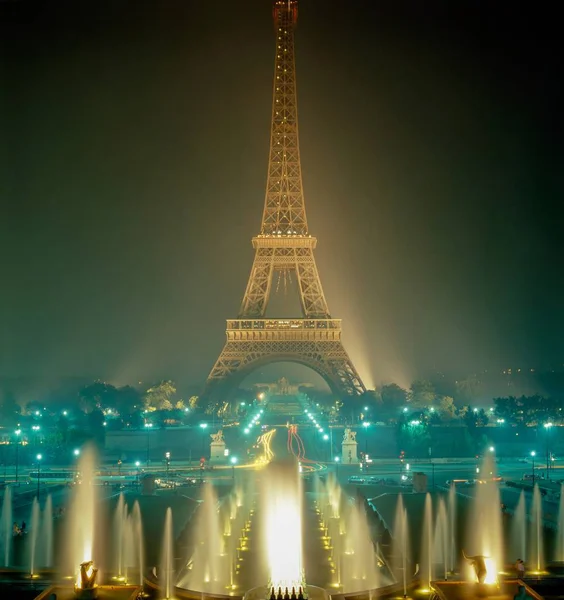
[73,448,80,482]
[135,461,141,486]
[335,456,340,479]
[199,423,208,457]
[230,456,238,480]
[323,434,329,461]
[165,452,171,486]
[14,429,21,485]
[544,423,553,480]
[144,423,153,466]
[531,451,536,486]
[36,454,43,498]
[362,421,370,455]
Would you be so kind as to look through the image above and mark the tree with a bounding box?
[79,382,117,414]
[455,374,482,404]
[0,390,21,426]
[376,384,408,422]
[115,386,142,416]
[410,380,436,409]
[144,381,178,411]
[438,396,457,421]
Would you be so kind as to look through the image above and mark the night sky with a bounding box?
[1,0,562,391]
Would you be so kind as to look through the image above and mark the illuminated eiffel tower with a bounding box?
[204,0,365,403]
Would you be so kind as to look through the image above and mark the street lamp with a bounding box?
[165,451,171,485]
[36,454,43,497]
[362,421,370,454]
[230,456,238,479]
[199,423,208,457]
[73,448,80,482]
[14,429,21,485]
[489,446,495,452]
[544,423,553,480]
[135,460,141,485]
[531,451,536,486]
[144,423,153,465]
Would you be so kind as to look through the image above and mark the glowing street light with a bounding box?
[489,446,495,452]
[14,429,21,485]
[73,448,80,481]
[531,451,536,485]
[200,423,208,457]
[36,454,43,497]
[165,451,171,485]
[544,422,554,479]
[230,455,238,479]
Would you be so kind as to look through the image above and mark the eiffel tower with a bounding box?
[204,0,365,402]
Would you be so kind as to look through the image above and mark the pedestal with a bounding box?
[210,441,226,462]
[342,442,358,464]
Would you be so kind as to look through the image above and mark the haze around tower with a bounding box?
[1,0,562,391]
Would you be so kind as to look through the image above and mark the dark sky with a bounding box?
[1,0,562,391]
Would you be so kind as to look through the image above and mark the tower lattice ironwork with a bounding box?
[204,0,365,401]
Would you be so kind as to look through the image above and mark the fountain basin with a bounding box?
[33,585,141,600]
[430,579,538,600]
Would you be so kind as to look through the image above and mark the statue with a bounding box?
[463,551,488,584]
[343,428,356,443]
[210,430,224,444]
[74,560,98,599]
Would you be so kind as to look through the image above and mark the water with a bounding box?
[447,483,456,572]
[421,493,434,588]
[557,484,564,560]
[132,501,144,586]
[392,494,405,582]
[29,497,40,576]
[466,454,503,583]
[529,484,544,572]
[262,461,303,592]
[1,485,12,566]
[41,494,53,567]
[341,499,381,592]
[511,491,527,563]
[161,508,174,599]
[178,483,251,594]
[64,446,98,577]
[434,498,448,581]
[114,493,126,577]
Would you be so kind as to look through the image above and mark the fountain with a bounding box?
[1,485,12,567]
[132,500,144,586]
[1,437,560,600]
[29,497,40,577]
[529,484,544,573]
[421,493,434,589]
[161,508,174,600]
[262,460,303,593]
[447,483,456,573]
[65,447,97,578]
[41,494,54,568]
[392,495,408,590]
[465,453,503,584]
[512,491,527,563]
[113,493,126,579]
[75,560,99,599]
[434,497,448,581]
[557,484,564,561]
